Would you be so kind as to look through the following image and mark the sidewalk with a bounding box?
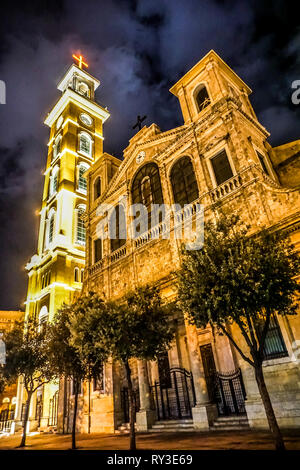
[0,429,300,450]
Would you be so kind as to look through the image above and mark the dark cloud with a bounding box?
[0,0,299,309]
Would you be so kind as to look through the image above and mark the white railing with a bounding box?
[89,259,103,275]
[134,221,169,249]
[210,173,243,202]
[110,244,127,263]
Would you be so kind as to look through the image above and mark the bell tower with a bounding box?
[14,56,110,432]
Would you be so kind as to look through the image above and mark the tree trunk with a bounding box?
[254,364,285,451]
[125,360,136,451]
[19,391,32,448]
[72,386,79,450]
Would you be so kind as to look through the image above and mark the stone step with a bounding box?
[152,422,194,429]
[150,427,195,433]
[215,415,248,422]
[210,425,250,431]
[211,415,249,431]
[212,422,249,428]
[153,419,193,425]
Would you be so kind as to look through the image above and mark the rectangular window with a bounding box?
[211,150,234,186]
[256,151,270,176]
[94,238,102,263]
[158,351,171,389]
[76,212,86,244]
[49,217,54,244]
[263,315,288,360]
[93,366,104,392]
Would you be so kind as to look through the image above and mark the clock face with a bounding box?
[80,113,93,127]
[56,116,63,129]
[136,151,145,164]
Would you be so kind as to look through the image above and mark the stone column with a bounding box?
[185,319,217,429]
[136,360,156,431]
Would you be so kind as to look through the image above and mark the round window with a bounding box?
[80,113,93,127]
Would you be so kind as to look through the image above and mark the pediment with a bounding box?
[101,123,187,201]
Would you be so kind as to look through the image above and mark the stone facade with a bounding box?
[76,50,300,433]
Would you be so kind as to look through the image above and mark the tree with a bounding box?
[3,318,55,447]
[177,214,300,451]
[48,297,105,450]
[70,286,175,450]
[0,368,5,395]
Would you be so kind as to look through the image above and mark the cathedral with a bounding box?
[14,50,300,435]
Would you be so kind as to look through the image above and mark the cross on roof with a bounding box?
[133,115,147,132]
[72,54,88,70]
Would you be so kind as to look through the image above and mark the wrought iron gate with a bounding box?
[214,368,246,416]
[48,391,58,426]
[0,409,14,433]
[121,387,140,423]
[151,368,196,421]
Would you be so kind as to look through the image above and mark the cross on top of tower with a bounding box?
[72,54,88,70]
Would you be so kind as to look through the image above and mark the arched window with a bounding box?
[49,166,59,197]
[78,82,90,98]
[39,306,48,326]
[52,136,61,161]
[131,163,164,232]
[80,269,84,283]
[79,132,92,156]
[74,267,79,282]
[76,204,86,245]
[109,204,126,253]
[78,163,89,192]
[195,84,210,112]
[94,176,101,200]
[48,210,55,245]
[170,156,199,207]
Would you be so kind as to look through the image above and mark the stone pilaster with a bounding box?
[136,360,156,431]
[185,319,217,429]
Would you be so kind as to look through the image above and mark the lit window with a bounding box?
[94,176,101,200]
[195,85,210,112]
[79,133,92,156]
[49,166,59,197]
[210,150,233,186]
[131,163,164,233]
[76,205,86,245]
[39,306,48,329]
[48,212,55,244]
[78,164,88,192]
[78,82,90,98]
[261,315,288,360]
[52,136,61,161]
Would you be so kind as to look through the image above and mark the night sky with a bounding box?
[0,0,299,310]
